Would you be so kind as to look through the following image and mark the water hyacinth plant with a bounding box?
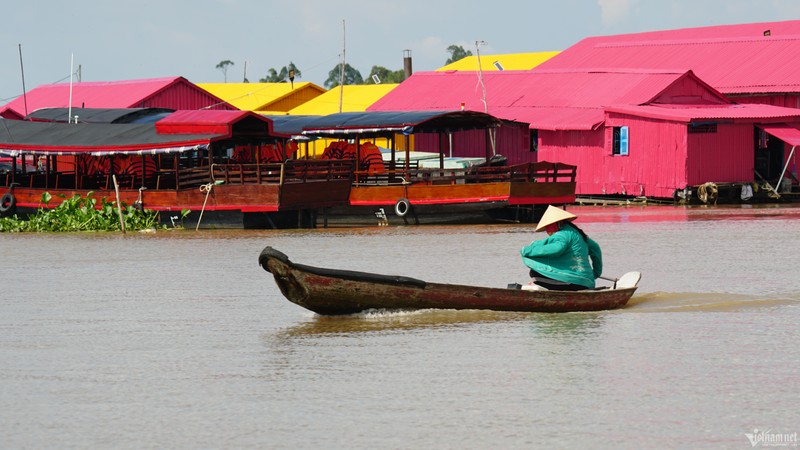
[0,192,189,232]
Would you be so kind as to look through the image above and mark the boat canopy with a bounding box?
[0,108,286,156]
[299,110,504,138]
[25,107,175,124]
[0,120,217,156]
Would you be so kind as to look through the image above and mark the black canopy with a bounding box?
[297,110,504,137]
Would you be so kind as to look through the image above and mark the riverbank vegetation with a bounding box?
[0,192,186,232]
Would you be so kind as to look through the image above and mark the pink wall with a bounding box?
[686,123,754,185]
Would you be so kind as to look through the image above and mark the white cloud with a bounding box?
[597,0,639,26]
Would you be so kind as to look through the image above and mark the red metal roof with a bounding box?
[0,77,234,119]
[537,20,800,95]
[155,110,276,136]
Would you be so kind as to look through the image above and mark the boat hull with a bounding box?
[259,247,636,315]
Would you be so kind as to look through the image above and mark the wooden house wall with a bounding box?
[138,82,235,110]
[686,123,754,185]
[537,129,605,195]
[605,116,690,198]
[539,115,692,198]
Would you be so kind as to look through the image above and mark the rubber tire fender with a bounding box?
[0,192,16,215]
[394,198,410,217]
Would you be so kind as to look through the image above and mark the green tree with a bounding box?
[445,45,473,65]
[324,63,363,89]
[365,66,405,84]
[259,62,302,83]
[215,60,234,83]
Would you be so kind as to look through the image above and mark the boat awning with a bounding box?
[25,107,176,124]
[757,123,800,146]
[261,115,322,140]
[0,120,218,156]
[300,110,504,137]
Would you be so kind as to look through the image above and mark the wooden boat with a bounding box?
[0,109,353,228]
[271,111,577,226]
[259,246,640,315]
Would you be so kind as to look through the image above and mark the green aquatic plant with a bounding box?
[0,192,182,232]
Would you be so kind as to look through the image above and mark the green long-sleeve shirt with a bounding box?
[520,224,602,288]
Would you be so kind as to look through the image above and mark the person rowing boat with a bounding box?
[520,205,603,291]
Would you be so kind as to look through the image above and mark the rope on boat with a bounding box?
[196,182,214,231]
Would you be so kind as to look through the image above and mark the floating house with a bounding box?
[535,19,800,199]
[0,77,234,120]
[370,21,800,201]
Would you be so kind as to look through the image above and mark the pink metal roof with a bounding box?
[0,77,233,118]
[758,123,800,146]
[370,70,689,111]
[370,70,723,130]
[537,20,800,94]
[606,103,800,122]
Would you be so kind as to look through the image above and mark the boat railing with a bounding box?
[353,161,577,186]
[281,159,355,183]
[208,159,355,186]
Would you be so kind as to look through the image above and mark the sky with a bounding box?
[2,0,800,104]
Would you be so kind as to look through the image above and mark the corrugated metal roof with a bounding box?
[288,84,399,115]
[0,77,234,118]
[606,103,800,122]
[371,70,691,110]
[371,69,800,130]
[537,20,800,94]
[369,70,697,129]
[198,82,325,111]
[436,52,560,72]
[758,123,800,146]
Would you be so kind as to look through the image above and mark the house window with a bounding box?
[529,129,538,152]
[612,126,629,155]
[688,123,717,134]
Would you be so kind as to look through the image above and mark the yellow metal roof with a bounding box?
[197,82,325,112]
[289,84,399,115]
[436,52,560,72]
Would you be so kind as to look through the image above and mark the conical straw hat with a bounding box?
[535,205,577,231]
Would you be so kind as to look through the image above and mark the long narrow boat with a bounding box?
[259,246,640,315]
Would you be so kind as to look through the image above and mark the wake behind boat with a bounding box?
[259,246,640,315]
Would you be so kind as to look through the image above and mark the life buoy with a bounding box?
[394,198,410,217]
[0,192,16,215]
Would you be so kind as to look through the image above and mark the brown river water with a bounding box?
[1,204,799,449]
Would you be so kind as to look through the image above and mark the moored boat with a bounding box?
[259,246,640,315]
[272,110,578,226]
[0,109,353,228]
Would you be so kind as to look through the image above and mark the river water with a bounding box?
[1,204,799,449]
